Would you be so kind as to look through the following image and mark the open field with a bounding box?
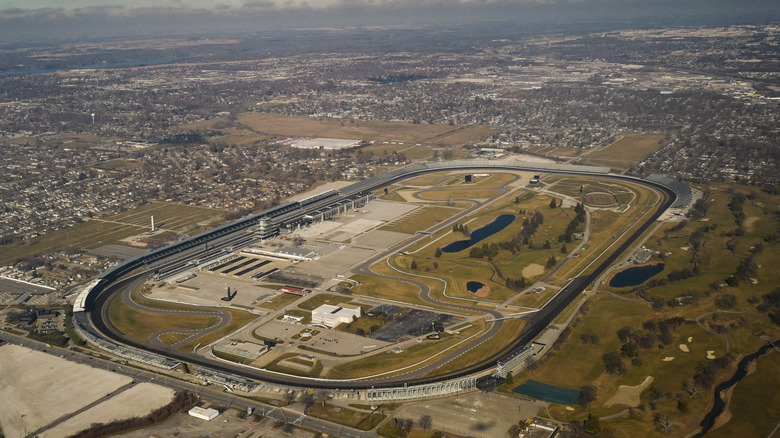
[105,202,224,232]
[109,296,221,343]
[580,133,668,169]
[0,344,133,438]
[49,383,175,438]
[307,404,386,431]
[380,205,464,234]
[326,333,465,379]
[184,113,495,147]
[0,202,225,265]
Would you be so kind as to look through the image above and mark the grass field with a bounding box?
[0,202,225,265]
[109,296,220,343]
[297,293,353,311]
[307,404,386,431]
[257,292,302,310]
[580,133,668,169]
[380,205,464,234]
[184,113,495,147]
[326,333,465,379]
[416,188,502,201]
[109,289,258,350]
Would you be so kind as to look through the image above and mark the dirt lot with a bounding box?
[0,344,132,437]
[48,382,175,437]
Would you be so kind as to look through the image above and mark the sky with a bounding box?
[0,0,777,44]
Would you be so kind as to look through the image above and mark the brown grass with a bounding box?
[184,113,495,147]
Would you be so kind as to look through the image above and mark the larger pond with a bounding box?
[608,263,665,288]
[441,214,515,253]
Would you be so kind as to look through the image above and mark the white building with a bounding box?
[312,304,361,328]
[188,406,219,421]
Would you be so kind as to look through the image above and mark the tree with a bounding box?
[504,371,514,385]
[410,261,418,270]
[545,255,557,269]
[683,380,699,398]
[620,342,639,358]
[579,385,597,409]
[603,351,627,375]
[715,294,737,309]
[419,415,433,430]
[434,247,442,258]
[549,198,558,209]
[583,413,602,433]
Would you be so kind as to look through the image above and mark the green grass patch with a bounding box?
[257,293,302,310]
[109,296,220,343]
[380,205,463,234]
[327,335,464,379]
[297,293,353,311]
[307,404,386,431]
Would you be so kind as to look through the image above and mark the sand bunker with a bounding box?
[473,284,491,298]
[707,350,716,359]
[604,376,655,407]
[688,336,693,343]
[522,263,544,278]
[679,344,690,352]
[565,407,575,411]
[662,357,675,362]
[744,216,759,232]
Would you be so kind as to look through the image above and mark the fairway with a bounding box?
[185,113,495,147]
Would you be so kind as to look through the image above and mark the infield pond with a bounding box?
[609,263,665,287]
[442,214,515,253]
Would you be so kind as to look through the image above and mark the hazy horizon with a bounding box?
[1,0,778,45]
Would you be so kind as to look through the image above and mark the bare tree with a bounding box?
[683,380,699,398]
[419,414,433,430]
[654,413,674,434]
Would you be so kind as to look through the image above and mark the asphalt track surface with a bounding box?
[89,168,676,389]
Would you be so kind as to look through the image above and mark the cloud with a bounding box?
[242,0,276,10]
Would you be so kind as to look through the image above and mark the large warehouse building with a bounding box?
[312,304,361,328]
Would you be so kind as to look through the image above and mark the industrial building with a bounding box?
[188,406,219,421]
[289,137,363,150]
[311,304,361,328]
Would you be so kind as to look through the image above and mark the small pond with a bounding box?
[466,281,485,293]
[442,214,515,253]
[609,263,665,288]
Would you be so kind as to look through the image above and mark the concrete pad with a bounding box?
[293,247,377,278]
[47,383,175,438]
[0,344,132,438]
[352,229,411,250]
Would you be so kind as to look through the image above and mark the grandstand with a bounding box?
[646,174,694,209]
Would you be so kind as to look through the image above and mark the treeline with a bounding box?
[725,244,761,287]
[558,202,585,243]
[69,391,197,438]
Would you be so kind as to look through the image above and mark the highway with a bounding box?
[82,161,678,390]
